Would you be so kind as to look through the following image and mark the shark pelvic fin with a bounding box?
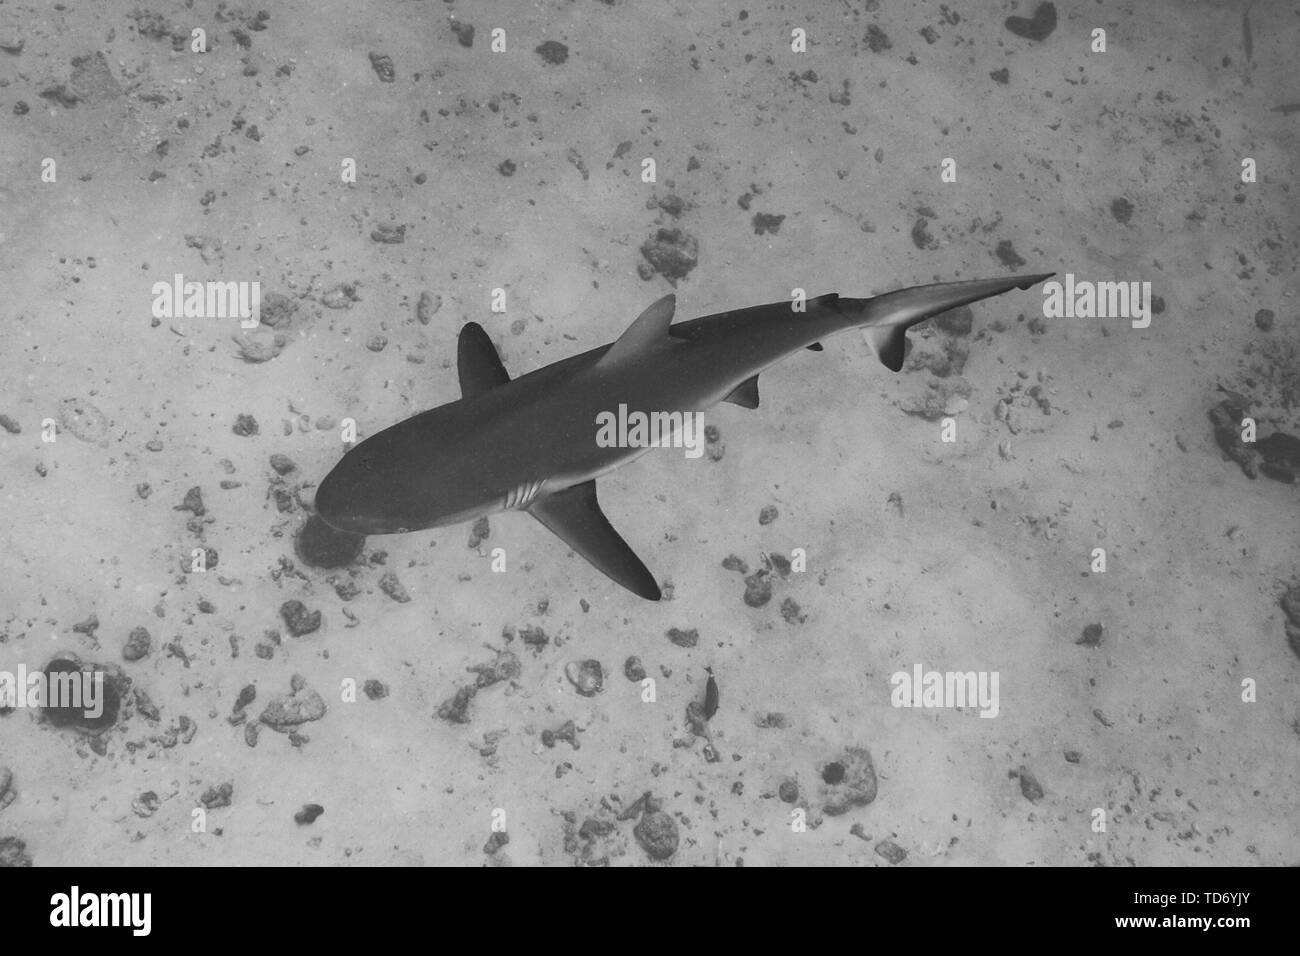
[457,322,511,397]
[723,375,761,409]
[857,273,1055,372]
[598,294,677,368]
[528,480,661,601]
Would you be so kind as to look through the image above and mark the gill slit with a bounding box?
[504,478,545,510]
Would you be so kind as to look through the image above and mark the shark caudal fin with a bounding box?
[852,273,1053,372]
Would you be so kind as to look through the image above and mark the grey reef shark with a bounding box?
[314,273,1052,600]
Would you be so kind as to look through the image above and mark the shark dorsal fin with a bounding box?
[598,294,676,368]
[457,322,510,397]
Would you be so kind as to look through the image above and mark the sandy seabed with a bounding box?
[0,0,1297,867]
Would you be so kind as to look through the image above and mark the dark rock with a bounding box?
[467,516,491,548]
[368,52,395,82]
[294,803,324,825]
[1110,197,1134,224]
[363,679,389,700]
[535,40,568,65]
[875,839,908,864]
[1258,432,1300,484]
[743,572,772,607]
[415,291,439,324]
[541,720,578,749]
[122,626,152,661]
[1254,308,1275,331]
[633,810,679,861]
[667,627,699,648]
[721,554,749,574]
[995,240,1026,269]
[0,836,32,867]
[468,649,521,688]
[911,218,936,250]
[579,817,614,841]
[780,597,806,624]
[1281,586,1300,625]
[378,571,410,603]
[259,677,327,730]
[0,766,13,810]
[232,413,259,436]
[778,779,799,803]
[42,659,124,732]
[450,21,475,48]
[200,782,233,809]
[518,625,548,652]
[259,293,298,328]
[758,504,779,525]
[933,306,974,336]
[437,685,476,723]
[752,213,786,235]
[639,228,699,285]
[1076,623,1104,647]
[269,453,297,475]
[279,600,321,636]
[1017,766,1045,802]
[483,831,509,854]
[657,194,685,217]
[565,660,603,696]
[174,486,205,516]
[821,747,877,815]
[370,223,405,244]
[623,656,647,681]
[1208,399,1260,479]
[864,25,892,52]
[685,700,708,737]
[1004,2,1057,41]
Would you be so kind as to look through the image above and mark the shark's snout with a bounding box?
[314,457,391,534]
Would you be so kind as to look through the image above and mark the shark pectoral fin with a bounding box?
[723,375,761,409]
[528,481,661,601]
[457,322,511,397]
[597,294,677,368]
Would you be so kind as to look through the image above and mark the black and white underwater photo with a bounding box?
[1,0,1298,877]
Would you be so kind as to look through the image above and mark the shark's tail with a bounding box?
[845,273,1054,371]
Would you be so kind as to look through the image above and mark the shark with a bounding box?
[314,273,1052,600]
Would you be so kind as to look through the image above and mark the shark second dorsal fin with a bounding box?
[528,480,661,600]
[457,322,510,397]
[597,294,676,368]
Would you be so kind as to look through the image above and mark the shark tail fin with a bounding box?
[851,273,1054,372]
